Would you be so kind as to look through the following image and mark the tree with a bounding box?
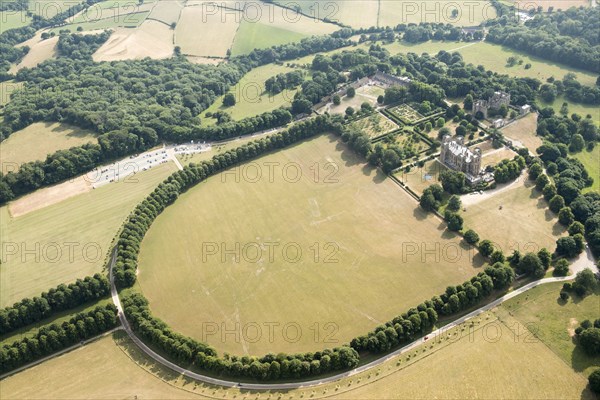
[568,221,585,236]
[538,248,552,269]
[440,170,466,194]
[559,291,569,301]
[478,240,494,258]
[485,262,515,290]
[529,163,543,180]
[455,125,467,136]
[345,107,355,116]
[579,328,600,356]
[556,236,584,258]
[490,250,505,264]
[536,174,550,191]
[332,95,341,105]
[346,87,356,98]
[549,195,565,213]
[560,102,569,115]
[558,207,575,226]
[574,269,597,294]
[436,117,445,128]
[543,183,557,200]
[464,229,479,245]
[377,95,384,104]
[223,93,236,107]
[447,195,462,212]
[518,252,544,278]
[569,133,585,153]
[463,94,473,110]
[589,368,600,393]
[445,211,463,232]
[553,259,570,276]
[420,191,439,212]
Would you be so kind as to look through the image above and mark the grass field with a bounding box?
[49,11,150,34]
[230,20,307,56]
[348,112,398,139]
[0,331,216,399]
[137,134,483,355]
[175,6,240,58]
[0,162,177,307]
[0,10,30,33]
[320,84,382,115]
[201,63,301,122]
[147,0,182,25]
[501,281,600,377]
[574,145,599,193]
[382,40,599,88]
[501,113,543,152]
[93,20,174,62]
[379,0,496,27]
[0,80,23,106]
[0,122,96,169]
[395,158,449,196]
[545,95,600,125]
[461,177,565,255]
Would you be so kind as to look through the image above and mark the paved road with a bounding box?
[107,246,597,390]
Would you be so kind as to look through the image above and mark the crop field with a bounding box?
[501,113,542,151]
[574,145,599,193]
[348,113,398,139]
[0,122,96,170]
[0,162,177,307]
[175,5,240,58]
[93,20,175,61]
[395,158,448,196]
[379,0,496,27]
[230,20,307,56]
[137,134,482,355]
[49,11,151,34]
[461,177,565,255]
[201,63,301,121]
[147,0,183,25]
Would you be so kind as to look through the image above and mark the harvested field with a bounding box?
[9,34,58,73]
[175,5,240,57]
[147,0,183,25]
[93,20,174,61]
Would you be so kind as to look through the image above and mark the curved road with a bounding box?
[109,246,596,391]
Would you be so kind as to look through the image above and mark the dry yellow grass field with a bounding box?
[461,177,566,254]
[93,20,175,61]
[9,33,58,73]
[137,134,483,356]
[0,162,177,307]
[175,6,240,57]
[395,158,449,196]
[501,113,543,152]
[0,122,96,170]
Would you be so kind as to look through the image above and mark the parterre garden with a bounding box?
[347,112,398,139]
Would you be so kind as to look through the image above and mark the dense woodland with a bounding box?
[486,7,600,74]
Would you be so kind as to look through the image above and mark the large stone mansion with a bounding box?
[439,135,482,184]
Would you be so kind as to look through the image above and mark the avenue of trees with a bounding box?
[0,274,110,335]
[0,304,118,373]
